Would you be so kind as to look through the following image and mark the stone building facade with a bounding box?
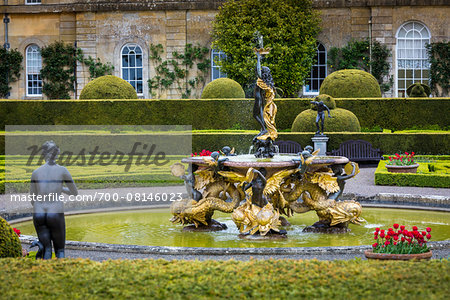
[0,0,448,99]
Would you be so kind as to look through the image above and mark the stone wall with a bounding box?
[0,1,448,99]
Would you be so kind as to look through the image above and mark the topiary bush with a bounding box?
[201,78,245,99]
[407,83,431,97]
[79,75,138,99]
[291,108,361,132]
[310,94,336,110]
[319,69,381,98]
[0,217,22,258]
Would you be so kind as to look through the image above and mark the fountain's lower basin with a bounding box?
[15,207,449,248]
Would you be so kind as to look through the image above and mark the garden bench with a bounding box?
[327,140,383,162]
[274,140,302,154]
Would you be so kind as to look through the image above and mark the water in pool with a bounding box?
[16,208,450,248]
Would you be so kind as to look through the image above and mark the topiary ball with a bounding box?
[310,94,336,110]
[406,83,431,97]
[80,75,138,99]
[0,217,22,258]
[291,108,361,132]
[201,78,245,99]
[319,69,381,98]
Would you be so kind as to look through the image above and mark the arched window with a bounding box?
[396,21,430,97]
[303,43,327,95]
[121,44,143,95]
[211,49,227,81]
[26,44,42,96]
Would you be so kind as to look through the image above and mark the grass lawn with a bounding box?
[0,258,448,299]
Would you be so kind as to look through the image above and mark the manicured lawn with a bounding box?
[0,258,448,299]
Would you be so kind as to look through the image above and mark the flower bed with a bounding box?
[374,156,450,188]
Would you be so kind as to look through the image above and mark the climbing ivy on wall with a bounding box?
[40,41,77,99]
[40,41,114,99]
[148,43,210,99]
[0,48,23,98]
[328,39,393,92]
[426,41,449,97]
[76,54,114,81]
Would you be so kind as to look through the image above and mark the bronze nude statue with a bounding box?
[30,141,78,259]
[310,100,332,135]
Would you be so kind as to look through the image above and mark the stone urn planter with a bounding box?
[364,250,432,261]
[385,163,419,173]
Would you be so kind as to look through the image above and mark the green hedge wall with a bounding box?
[190,132,450,155]
[1,259,449,299]
[0,132,448,155]
[0,98,448,131]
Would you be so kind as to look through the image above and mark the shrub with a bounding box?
[0,259,448,299]
[310,94,336,110]
[291,108,361,132]
[406,83,431,97]
[320,69,381,98]
[0,217,22,258]
[201,78,245,99]
[0,48,23,98]
[79,75,137,99]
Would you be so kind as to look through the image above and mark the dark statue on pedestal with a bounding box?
[310,100,332,135]
[252,31,278,158]
[30,141,78,259]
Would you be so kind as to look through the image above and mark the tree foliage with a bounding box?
[40,41,77,99]
[41,41,114,99]
[0,48,23,98]
[426,41,449,97]
[212,0,321,98]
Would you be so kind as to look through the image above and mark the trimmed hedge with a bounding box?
[79,75,138,99]
[291,108,361,132]
[0,98,448,131]
[375,160,450,188]
[189,132,450,156]
[201,78,245,99]
[0,259,449,299]
[0,132,448,155]
[320,69,381,98]
[0,217,22,258]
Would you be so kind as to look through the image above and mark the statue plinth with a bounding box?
[311,135,329,156]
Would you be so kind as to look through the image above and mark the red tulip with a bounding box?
[405,152,409,155]
[394,242,397,246]
[375,227,380,232]
[393,236,399,241]
[422,231,427,236]
[400,225,405,230]
[412,152,415,155]
[380,232,385,238]
[374,236,378,240]
[393,223,399,229]
[412,226,418,231]
[372,243,378,248]
[385,241,390,246]
[13,228,21,236]
[401,237,406,242]
[426,234,431,240]
[426,227,431,232]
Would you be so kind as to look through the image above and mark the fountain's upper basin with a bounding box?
[182,154,349,169]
